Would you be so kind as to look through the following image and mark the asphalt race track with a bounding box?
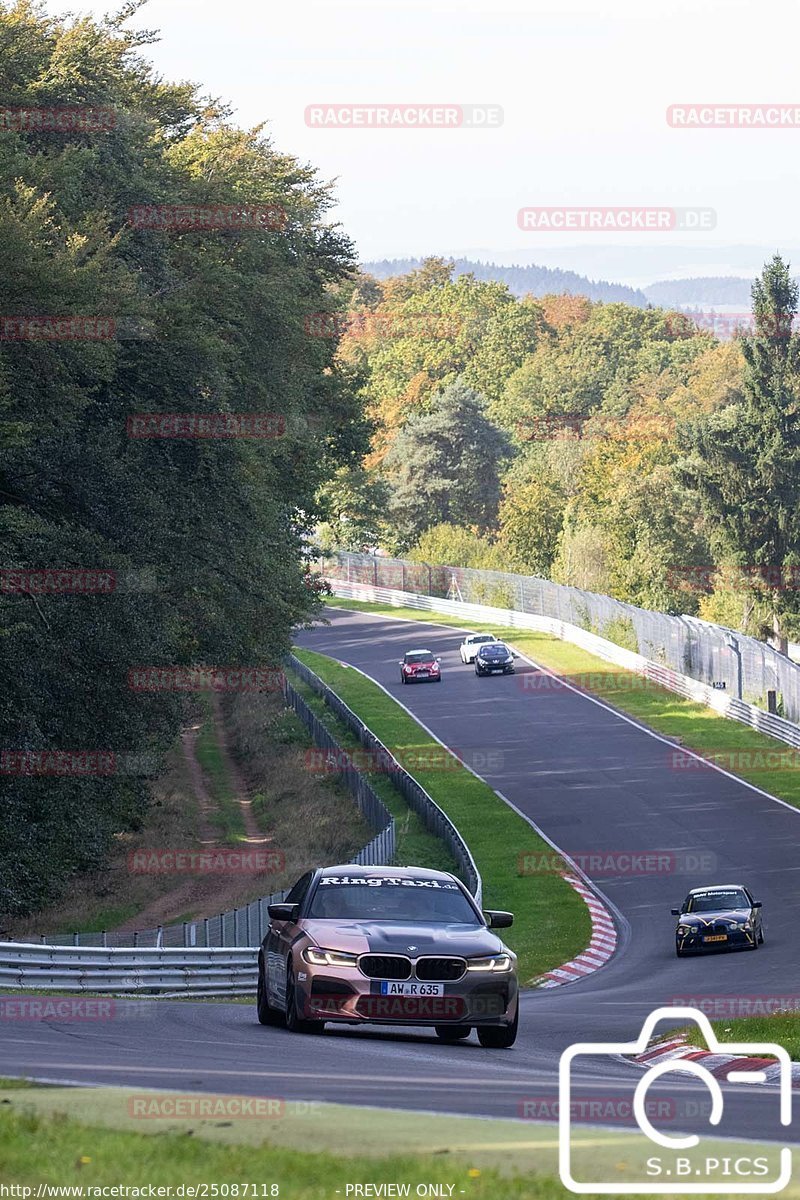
[1,606,798,1145]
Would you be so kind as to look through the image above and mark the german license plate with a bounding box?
[379,981,444,996]
[703,934,728,943]
[417,670,429,677]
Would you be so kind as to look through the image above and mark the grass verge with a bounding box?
[1,1085,796,1198]
[285,663,461,877]
[324,597,800,809]
[682,1012,800,1060]
[292,647,590,983]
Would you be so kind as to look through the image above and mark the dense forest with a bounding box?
[321,255,800,652]
[0,0,365,915]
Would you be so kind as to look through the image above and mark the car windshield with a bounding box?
[307,876,481,922]
[404,651,433,663]
[470,635,495,644]
[686,889,749,912]
[480,644,507,655]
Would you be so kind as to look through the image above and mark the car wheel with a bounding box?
[435,675,442,683]
[759,927,765,945]
[477,1006,518,1049]
[400,673,407,684]
[257,958,283,1026]
[285,962,324,1035]
[675,945,685,958]
[435,1025,471,1042]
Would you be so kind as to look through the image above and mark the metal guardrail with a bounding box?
[287,653,483,905]
[326,579,800,752]
[323,550,800,725]
[0,944,257,993]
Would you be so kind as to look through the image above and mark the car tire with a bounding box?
[435,1025,471,1042]
[759,928,765,945]
[675,946,685,958]
[401,673,407,684]
[477,1006,518,1049]
[285,963,324,1035]
[257,958,283,1026]
[435,675,442,683]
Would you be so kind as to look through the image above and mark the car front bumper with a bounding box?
[676,928,757,953]
[297,969,519,1027]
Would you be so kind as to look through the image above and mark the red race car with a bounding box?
[398,648,442,684]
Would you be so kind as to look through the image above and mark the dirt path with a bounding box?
[209,693,269,845]
[115,710,271,934]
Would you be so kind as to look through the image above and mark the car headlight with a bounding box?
[466,954,513,972]
[677,925,693,936]
[302,947,358,967]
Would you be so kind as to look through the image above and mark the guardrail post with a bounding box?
[234,907,240,945]
[133,931,138,948]
[101,930,107,948]
[182,922,188,948]
[245,905,251,946]
[219,913,224,948]
[72,932,78,947]
[203,917,209,948]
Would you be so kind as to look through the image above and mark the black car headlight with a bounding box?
[302,947,359,967]
[466,954,513,973]
[677,924,694,936]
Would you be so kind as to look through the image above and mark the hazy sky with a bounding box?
[43,0,800,280]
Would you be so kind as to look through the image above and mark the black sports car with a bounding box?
[475,641,516,675]
[257,865,519,1047]
[672,884,764,956]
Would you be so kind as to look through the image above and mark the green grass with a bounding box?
[683,1012,800,1060]
[1,1086,797,1199]
[324,598,800,809]
[286,664,462,877]
[292,647,590,983]
[193,696,246,841]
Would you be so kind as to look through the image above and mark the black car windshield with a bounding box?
[404,651,433,663]
[480,644,508,656]
[307,876,480,922]
[686,889,749,912]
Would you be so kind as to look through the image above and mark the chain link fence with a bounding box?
[321,550,800,724]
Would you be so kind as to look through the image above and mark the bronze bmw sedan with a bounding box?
[257,865,519,1047]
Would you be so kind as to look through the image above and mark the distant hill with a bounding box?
[360,257,649,306]
[643,277,756,307]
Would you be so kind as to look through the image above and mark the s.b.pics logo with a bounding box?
[559,1008,792,1194]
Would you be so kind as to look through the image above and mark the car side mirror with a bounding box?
[435,657,441,663]
[753,901,762,908]
[671,908,681,916]
[484,909,513,929]
[268,902,300,922]
[512,652,519,658]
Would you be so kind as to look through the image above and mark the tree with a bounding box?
[407,523,508,570]
[680,256,800,650]
[0,1,361,916]
[382,380,510,548]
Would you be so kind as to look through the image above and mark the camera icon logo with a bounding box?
[559,1006,792,1194]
